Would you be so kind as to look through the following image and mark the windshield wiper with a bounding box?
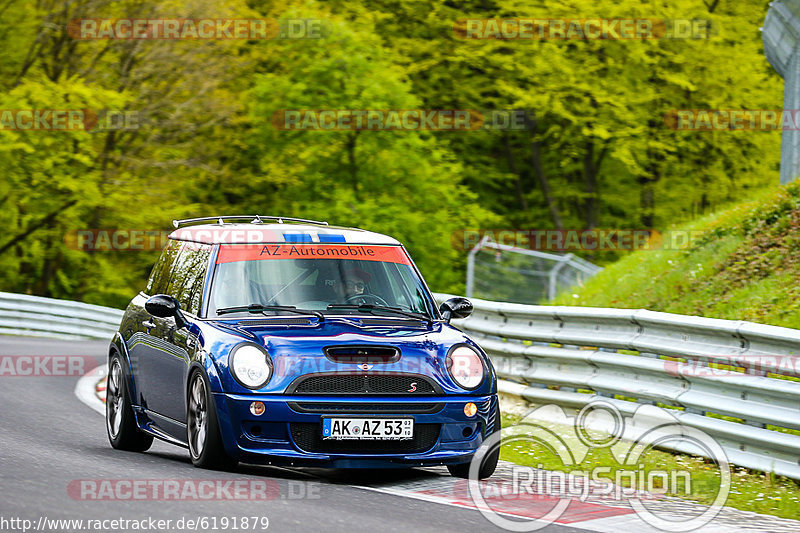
[327,304,432,325]
[217,304,324,321]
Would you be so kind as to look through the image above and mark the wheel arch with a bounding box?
[185,357,240,461]
[109,333,140,407]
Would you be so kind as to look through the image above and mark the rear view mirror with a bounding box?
[439,297,473,323]
[145,294,188,329]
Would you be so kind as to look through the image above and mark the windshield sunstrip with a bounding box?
[216,244,411,265]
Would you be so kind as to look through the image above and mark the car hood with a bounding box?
[201,317,487,395]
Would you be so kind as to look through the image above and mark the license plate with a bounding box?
[321,417,413,440]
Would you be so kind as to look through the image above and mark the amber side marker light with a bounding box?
[250,401,265,416]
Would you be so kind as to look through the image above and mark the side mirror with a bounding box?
[439,297,473,323]
[145,294,189,329]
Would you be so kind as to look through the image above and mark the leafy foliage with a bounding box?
[0,0,784,307]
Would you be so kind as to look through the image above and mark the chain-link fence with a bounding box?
[465,237,602,304]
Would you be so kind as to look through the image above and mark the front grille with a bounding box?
[288,373,440,395]
[290,422,440,454]
[288,402,443,414]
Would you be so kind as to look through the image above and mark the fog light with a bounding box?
[250,401,265,416]
[464,402,477,417]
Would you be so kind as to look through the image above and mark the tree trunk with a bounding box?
[525,114,564,230]
[504,134,529,212]
[583,142,598,229]
[639,180,655,229]
[347,132,360,200]
[641,117,663,229]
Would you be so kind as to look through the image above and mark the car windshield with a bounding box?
[208,244,435,318]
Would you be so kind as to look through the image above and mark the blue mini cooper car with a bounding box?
[107,216,500,478]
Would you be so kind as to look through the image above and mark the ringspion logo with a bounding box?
[468,402,729,531]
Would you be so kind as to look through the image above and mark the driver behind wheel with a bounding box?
[335,267,371,301]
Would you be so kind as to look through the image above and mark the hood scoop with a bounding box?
[324,345,401,364]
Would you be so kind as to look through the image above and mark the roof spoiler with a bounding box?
[172,215,329,229]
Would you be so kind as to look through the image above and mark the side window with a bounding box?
[188,245,211,315]
[145,239,182,295]
[166,242,211,315]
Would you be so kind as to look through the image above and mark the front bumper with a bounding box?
[213,393,499,468]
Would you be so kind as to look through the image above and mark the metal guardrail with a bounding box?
[434,293,800,480]
[0,291,123,340]
[6,289,800,478]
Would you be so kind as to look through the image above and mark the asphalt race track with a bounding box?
[0,337,590,533]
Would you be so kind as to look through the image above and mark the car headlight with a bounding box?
[446,345,485,390]
[230,344,272,389]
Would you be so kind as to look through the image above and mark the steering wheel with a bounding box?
[345,293,389,306]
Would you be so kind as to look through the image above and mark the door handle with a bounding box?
[142,319,156,330]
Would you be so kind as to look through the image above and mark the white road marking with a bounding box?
[75,363,107,415]
[71,365,800,532]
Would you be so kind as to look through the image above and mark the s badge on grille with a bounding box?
[408,382,417,393]
[358,363,373,371]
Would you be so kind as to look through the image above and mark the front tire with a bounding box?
[448,406,501,479]
[106,353,154,452]
[187,370,237,470]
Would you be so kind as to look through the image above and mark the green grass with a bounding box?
[533,183,800,517]
[499,413,800,519]
[553,181,800,329]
